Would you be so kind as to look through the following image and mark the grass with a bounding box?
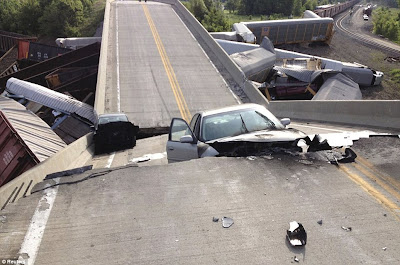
[390,69,400,84]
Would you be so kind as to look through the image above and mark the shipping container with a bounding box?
[243,17,334,45]
[0,30,37,53]
[0,96,66,187]
[0,112,38,186]
[314,0,359,18]
[28,42,71,62]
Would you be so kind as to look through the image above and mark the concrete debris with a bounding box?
[213,217,219,222]
[222,217,234,228]
[287,221,307,246]
[294,256,300,262]
[317,220,323,225]
[382,247,387,251]
[341,226,352,232]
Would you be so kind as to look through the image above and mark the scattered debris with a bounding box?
[328,148,357,165]
[294,256,300,262]
[382,247,387,251]
[129,152,167,164]
[384,56,399,63]
[341,226,352,232]
[0,215,6,223]
[212,217,219,222]
[287,221,307,246]
[383,214,387,217]
[247,156,256,161]
[45,165,93,179]
[222,217,234,228]
[337,148,357,163]
[317,220,323,225]
[298,159,314,165]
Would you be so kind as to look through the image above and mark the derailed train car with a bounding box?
[242,18,334,45]
[314,0,360,18]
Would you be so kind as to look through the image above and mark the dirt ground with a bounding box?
[278,8,400,100]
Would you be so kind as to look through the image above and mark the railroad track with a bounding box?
[335,8,400,57]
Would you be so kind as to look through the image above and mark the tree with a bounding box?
[18,0,43,35]
[39,0,84,37]
[225,0,240,13]
[202,4,230,31]
[189,0,208,22]
[0,0,21,32]
[292,0,302,16]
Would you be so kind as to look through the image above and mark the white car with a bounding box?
[363,14,369,20]
[166,104,307,163]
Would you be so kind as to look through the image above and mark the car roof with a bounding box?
[199,103,267,117]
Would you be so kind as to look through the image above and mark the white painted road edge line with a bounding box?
[116,2,121,112]
[105,152,116,168]
[18,178,60,265]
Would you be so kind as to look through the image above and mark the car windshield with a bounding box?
[98,115,128,125]
[201,108,284,142]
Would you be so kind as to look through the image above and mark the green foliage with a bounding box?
[39,0,84,37]
[390,69,400,84]
[0,0,101,38]
[292,0,303,17]
[189,0,208,21]
[225,0,240,13]
[373,7,400,42]
[202,4,230,31]
[239,0,294,16]
[0,0,21,32]
[187,0,230,31]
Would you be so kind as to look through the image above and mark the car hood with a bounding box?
[205,128,307,144]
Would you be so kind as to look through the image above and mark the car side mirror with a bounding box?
[280,118,291,126]
[180,135,195,144]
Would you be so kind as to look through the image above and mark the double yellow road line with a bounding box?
[339,154,400,221]
[142,4,191,122]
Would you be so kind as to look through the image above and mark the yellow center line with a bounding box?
[142,4,191,122]
[356,155,400,192]
[339,164,400,221]
[353,162,400,202]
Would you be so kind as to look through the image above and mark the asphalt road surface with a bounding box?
[103,1,237,129]
[1,123,399,264]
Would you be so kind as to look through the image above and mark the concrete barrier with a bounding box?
[0,133,93,210]
[94,0,112,115]
[269,100,400,130]
[159,0,400,130]
[156,0,270,106]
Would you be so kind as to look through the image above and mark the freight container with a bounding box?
[0,30,37,53]
[28,42,71,62]
[0,112,38,186]
[0,96,66,187]
[242,17,334,45]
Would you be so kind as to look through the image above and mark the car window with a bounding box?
[201,108,283,142]
[189,113,200,132]
[98,115,128,124]
[169,118,193,142]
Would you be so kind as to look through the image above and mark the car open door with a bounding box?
[166,118,198,163]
